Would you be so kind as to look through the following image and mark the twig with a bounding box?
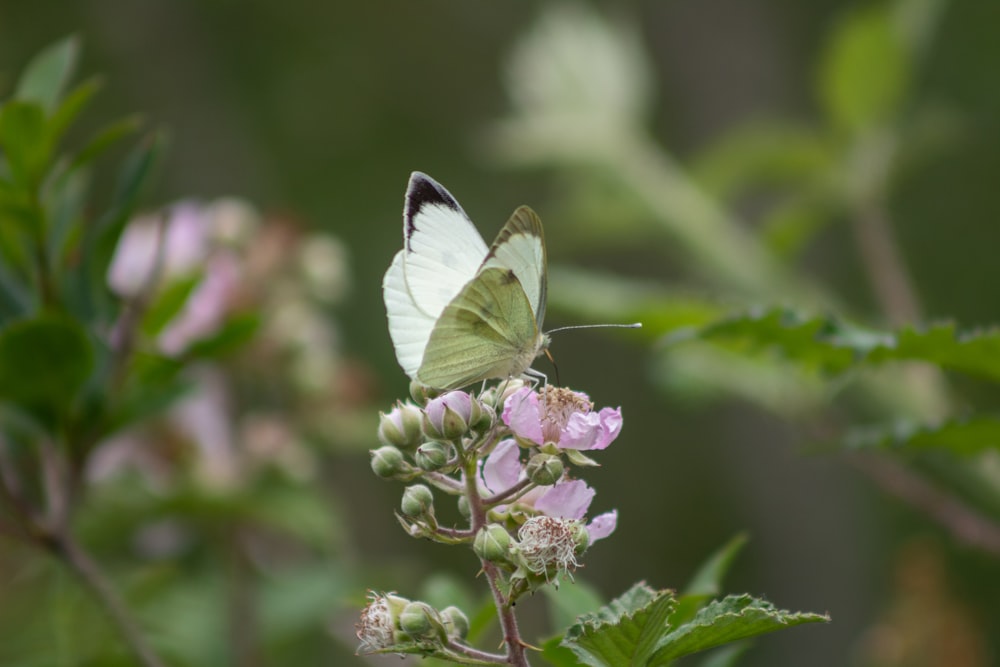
[851,200,922,327]
[53,531,168,667]
[847,451,1000,557]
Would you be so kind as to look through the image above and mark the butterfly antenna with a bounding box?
[545,322,642,335]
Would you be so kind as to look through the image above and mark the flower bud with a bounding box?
[468,399,494,433]
[572,521,591,555]
[370,446,408,478]
[410,381,442,406]
[399,601,441,640]
[457,495,471,519]
[424,392,473,440]
[414,441,451,471]
[378,403,424,450]
[526,453,563,486]
[401,484,434,517]
[474,524,512,562]
[441,605,469,640]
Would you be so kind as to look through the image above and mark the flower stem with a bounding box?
[463,457,530,667]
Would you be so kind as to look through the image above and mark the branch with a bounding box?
[847,452,1000,557]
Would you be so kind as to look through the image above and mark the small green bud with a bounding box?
[441,605,469,640]
[457,494,471,519]
[370,446,408,478]
[410,381,442,405]
[399,601,440,639]
[378,403,424,450]
[572,521,591,555]
[414,441,451,471]
[401,484,435,517]
[526,453,563,486]
[474,524,512,562]
[468,398,494,433]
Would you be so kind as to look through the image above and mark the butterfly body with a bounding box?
[383,173,548,391]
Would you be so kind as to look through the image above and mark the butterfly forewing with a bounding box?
[482,206,547,328]
[402,173,488,320]
[417,267,543,390]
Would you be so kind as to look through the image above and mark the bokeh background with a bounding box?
[2,0,999,665]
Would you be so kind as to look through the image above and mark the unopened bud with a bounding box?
[572,521,591,555]
[410,381,441,406]
[474,524,512,562]
[401,484,434,517]
[378,403,424,450]
[370,446,408,478]
[424,392,473,440]
[468,399,494,433]
[414,441,451,471]
[399,601,440,640]
[441,606,469,640]
[526,453,563,486]
[457,495,471,519]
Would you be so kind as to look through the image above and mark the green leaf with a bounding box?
[14,36,80,113]
[562,583,676,667]
[544,578,606,632]
[649,594,829,664]
[847,416,1000,456]
[68,114,143,172]
[0,101,51,187]
[0,314,94,416]
[683,534,748,598]
[868,322,1000,383]
[818,6,909,133]
[540,636,587,667]
[142,275,201,336]
[48,76,102,142]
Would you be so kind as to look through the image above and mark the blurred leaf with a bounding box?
[14,36,79,113]
[543,577,606,632]
[683,533,747,599]
[0,101,51,187]
[549,266,723,335]
[692,123,833,199]
[649,595,828,664]
[695,643,750,667]
[48,76,102,142]
[0,314,94,417]
[847,416,1000,456]
[183,312,261,360]
[260,564,351,641]
[142,275,200,336]
[562,582,674,667]
[867,322,1000,383]
[819,6,909,133]
[68,114,143,172]
[760,191,839,260]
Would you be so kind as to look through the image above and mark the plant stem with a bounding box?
[52,531,167,667]
[463,458,529,667]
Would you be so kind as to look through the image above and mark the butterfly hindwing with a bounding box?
[482,206,547,328]
[417,267,543,390]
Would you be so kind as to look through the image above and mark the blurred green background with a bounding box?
[3,0,1000,665]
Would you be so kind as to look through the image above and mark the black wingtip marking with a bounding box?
[404,172,465,238]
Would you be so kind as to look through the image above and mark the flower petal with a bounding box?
[535,479,594,520]
[502,387,544,444]
[482,439,522,494]
[586,510,618,541]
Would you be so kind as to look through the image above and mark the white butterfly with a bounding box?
[383,172,549,391]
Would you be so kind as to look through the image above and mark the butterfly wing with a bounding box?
[482,206,547,329]
[417,267,544,390]
[383,172,489,379]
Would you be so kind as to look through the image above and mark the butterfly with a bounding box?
[383,172,549,391]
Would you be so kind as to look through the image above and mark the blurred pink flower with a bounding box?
[502,386,622,450]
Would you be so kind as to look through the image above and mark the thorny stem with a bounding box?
[463,456,530,667]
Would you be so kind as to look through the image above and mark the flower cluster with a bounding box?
[362,380,624,659]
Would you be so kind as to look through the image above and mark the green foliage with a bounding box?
[560,583,827,667]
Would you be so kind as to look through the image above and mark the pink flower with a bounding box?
[502,386,622,450]
[481,439,617,542]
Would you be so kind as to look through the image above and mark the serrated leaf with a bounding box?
[819,6,909,133]
[650,594,828,665]
[673,308,1000,385]
[14,36,80,113]
[540,636,587,667]
[847,416,1000,456]
[544,578,605,631]
[562,583,676,667]
[0,314,94,417]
